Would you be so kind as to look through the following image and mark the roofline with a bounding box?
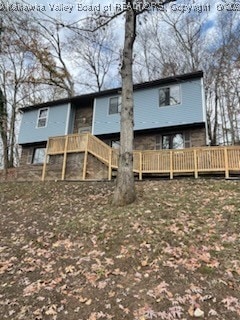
[20,70,203,112]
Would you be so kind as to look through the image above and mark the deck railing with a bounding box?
[42,133,240,181]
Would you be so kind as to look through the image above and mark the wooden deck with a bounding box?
[42,133,240,181]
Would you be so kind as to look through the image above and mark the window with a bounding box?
[184,131,191,148]
[162,133,184,149]
[156,132,190,150]
[156,135,161,150]
[32,147,46,164]
[37,108,48,128]
[78,127,91,134]
[159,85,180,107]
[109,97,121,115]
[111,140,120,149]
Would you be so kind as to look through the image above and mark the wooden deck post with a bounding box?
[170,151,173,180]
[139,151,143,180]
[108,148,112,181]
[82,134,89,180]
[194,149,198,179]
[61,136,69,181]
[41,139,49,181]
[224,147,229,179]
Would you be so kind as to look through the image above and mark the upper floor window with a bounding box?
[159,85,181,107]
[109,97,121,115]
[37,108,49,128]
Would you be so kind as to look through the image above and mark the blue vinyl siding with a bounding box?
[93,79,204,135]
[18,103,70,144]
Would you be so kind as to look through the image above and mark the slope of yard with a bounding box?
[0,179,239,320]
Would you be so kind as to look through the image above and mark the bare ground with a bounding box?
[0,179,239,320]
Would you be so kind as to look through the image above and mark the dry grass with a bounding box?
[0,179,239,319]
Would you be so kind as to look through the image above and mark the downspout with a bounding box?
[201,76,209,145]
[65,102,71,135]
[92,98,96,135]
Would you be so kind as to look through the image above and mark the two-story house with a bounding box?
[18,71,207,179]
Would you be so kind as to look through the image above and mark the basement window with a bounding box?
[32,147,46,164]
[162,133,184,149]
[111,140,120,149]
[156,133,189,150]
[37,108,49,128]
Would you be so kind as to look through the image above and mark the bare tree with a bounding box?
[0,88,8,172]
[134,9,206,83]
[0,15,33,169]
[4,9,75,99]
[204,11,240,145]
[112,1,137,205]
[112,0,176,206]
[21,20,75,98]
[71,21,120,92]
[50,0,176,205]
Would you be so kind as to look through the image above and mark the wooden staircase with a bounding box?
[42,133,119,181]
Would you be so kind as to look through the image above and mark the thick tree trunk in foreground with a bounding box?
[0,88,9,174]
[113,3,136,206]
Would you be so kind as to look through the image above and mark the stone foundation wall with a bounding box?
[134,127,206,150]
[65,153,84,180]
[134,134,156,150]
[13,152,108,181]
[86,154,108,180]
[45,153,108,181]
[190,128,206,148]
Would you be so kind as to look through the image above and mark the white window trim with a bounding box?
[36,107,49,128]
[159,84,182,107]
[108,96,121,115]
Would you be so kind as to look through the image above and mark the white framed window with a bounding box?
[159,85,181,107]
[37,108,49,128]
[109,96,121,115]
[32,147,46,164]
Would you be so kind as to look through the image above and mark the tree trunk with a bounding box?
[212,82,219,146]
[113,2,136,206]
[0,88,9,174]
[9,103,16,167]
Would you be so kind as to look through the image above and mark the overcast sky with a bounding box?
[3,0,232,24]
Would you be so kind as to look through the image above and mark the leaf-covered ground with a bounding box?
[0,179,240,320]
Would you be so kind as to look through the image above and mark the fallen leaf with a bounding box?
[194,308,204,317]
[86,299,92,305]
[45,304,57,315]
